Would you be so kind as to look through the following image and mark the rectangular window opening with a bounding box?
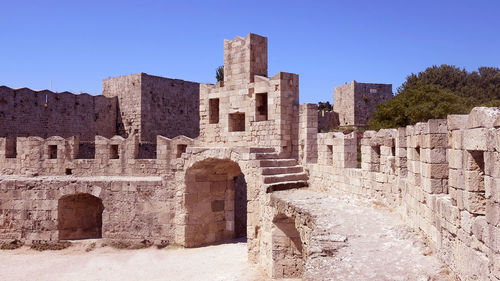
[48,145,58,159]
[372,145,381,172]
[228,113,245,132]
[5,138,17,158]
[65,168,72,175]
[255,93,268,121]
[176,144,187,158]
[327,145,333,165]
[467,150,485,191]
[110,145,119,159]
[209,98,220,124]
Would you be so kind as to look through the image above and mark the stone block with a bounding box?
[420,148,446,164]
[460,210,473,234]
[463,128,488,151]
[421,177,446,194]
[421,133,448,149]
[447,149,463,169]
[449,130,463,150]
[464,170,485,192]
[486,201,500,227]
[421,163,448,179]
[467,107,500,129]
[447,114,468,131]
[463,191,486,215]
[424,119,448,134]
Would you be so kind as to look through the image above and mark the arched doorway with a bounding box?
[58,193,104,240]
[184,159,247,247]
[272,214,304,278]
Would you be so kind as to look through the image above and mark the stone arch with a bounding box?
[183,158,247,247]
[271,213,305,279]
[58,193,104,240]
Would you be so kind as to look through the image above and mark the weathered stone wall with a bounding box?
[0,176,177,244]
[353,82,392,127]
[298,104,318,165]
[333,81,392,127]
[303,107,500,280]
[0,135,198,176]
[103,73,200,142]
[318,110,339,132]
[0,86,117,141]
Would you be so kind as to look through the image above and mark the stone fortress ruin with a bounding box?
[0,33,499,280]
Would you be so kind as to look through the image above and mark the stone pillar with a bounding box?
[298,104,318,164]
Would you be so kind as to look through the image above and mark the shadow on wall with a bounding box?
[183,159,247,247]
[58,193,104,240]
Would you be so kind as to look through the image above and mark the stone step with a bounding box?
[261,166,303,175]
[249,147,275,153]
[258,159,297,167]
[265,180,308,193]
[263,172,308,184]
[253,152,279,160]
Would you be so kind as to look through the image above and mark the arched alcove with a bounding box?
[184,158,247,247]
[272,213,304,278]
[58,193,104,240]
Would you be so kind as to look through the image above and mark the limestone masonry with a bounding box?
[0,33,499,280]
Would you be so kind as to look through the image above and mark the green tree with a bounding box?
[216,65,224,82]
[318,101,333,111]
[370,85,470,130]
[371,65,500,129]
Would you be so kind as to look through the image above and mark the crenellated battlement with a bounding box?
[299,105,500,280]
[0,134,196,176]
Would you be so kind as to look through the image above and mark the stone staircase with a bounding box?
[249,147,309,193]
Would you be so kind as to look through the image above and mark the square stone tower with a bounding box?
[103,73,200,142]
[200,33,299,157]
[224,33,267,85]
[334,81,392,128]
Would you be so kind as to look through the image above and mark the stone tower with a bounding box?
[223,33,268,85]
[333,81,392,127]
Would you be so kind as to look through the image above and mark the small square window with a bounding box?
[48,145,58,159]
[110,145,119,159]
[228,113,245,132]
[255,93,268,121]
[176,144,187,158]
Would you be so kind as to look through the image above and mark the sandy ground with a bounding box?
[0,240,269,281]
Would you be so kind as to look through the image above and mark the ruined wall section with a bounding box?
[0,86,117,141]
[303,107,500,281]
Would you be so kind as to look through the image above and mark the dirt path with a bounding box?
[0,241,269,281]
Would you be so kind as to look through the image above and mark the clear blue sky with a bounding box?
[1,0,499,103]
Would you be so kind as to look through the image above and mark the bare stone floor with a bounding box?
[0,240,268,281]
[0,191,458,281]
[272,190,458,281]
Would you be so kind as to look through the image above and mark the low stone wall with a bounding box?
[302,106,500,280]
[0,175,176,244]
